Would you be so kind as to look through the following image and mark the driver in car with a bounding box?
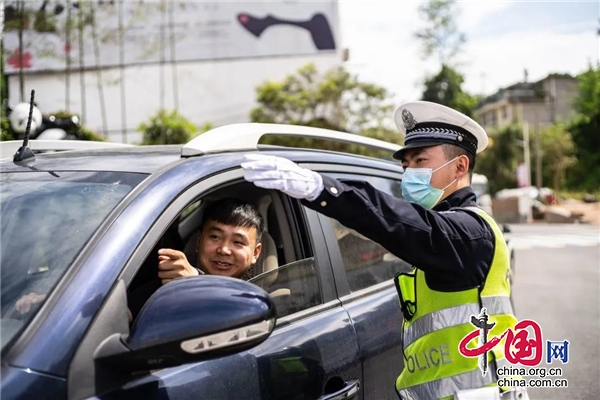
[157,197,264,282]
[127,198,264,320]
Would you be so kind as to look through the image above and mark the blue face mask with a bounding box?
[401,157,458,209]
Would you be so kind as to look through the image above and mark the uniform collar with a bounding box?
[433,187,478,211]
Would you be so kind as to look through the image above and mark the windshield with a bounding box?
[0,171,146,350]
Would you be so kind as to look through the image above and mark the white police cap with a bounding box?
[392,100,488,160]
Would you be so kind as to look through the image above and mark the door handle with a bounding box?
[318,379,360,400]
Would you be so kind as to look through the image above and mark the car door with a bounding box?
[307,164,408,400]
[72,167,362,400]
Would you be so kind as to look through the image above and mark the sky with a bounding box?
[338,0,600,102]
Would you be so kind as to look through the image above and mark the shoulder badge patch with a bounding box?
[402,109,417,130]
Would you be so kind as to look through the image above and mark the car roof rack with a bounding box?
[1,140,134,159]
[181,123,401,157]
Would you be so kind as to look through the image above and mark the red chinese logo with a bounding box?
[459,319,543,366]
[7,49,33,69]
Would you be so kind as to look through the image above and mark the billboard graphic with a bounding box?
[237,13,335,50]
[2,0,339,74]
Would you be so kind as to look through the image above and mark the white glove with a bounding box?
[241,154,324,201]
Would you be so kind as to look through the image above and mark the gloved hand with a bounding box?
[241,154,324,201]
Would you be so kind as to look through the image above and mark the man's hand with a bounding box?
[15,292,47,315]
[241,154,324,201]
[158,249,199,285]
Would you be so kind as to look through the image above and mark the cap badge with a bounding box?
[402,109,417,130]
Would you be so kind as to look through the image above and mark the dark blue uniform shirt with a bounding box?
[303,175,497,292]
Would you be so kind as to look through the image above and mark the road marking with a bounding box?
[509,231,600,250]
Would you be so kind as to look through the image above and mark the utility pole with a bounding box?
[90,3,108,139]
[118,0,127,143]
[65,0,72,110]
[523,122,532,187]
[159,0,166,111]
[77,3,86,125]
[535,113,542,189]
[523,122,533,222]
[168,1,179,110]
[18,0,25,102]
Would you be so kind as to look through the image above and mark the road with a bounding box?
[509,223,600,400]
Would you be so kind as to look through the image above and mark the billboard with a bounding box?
[2,0,338,74]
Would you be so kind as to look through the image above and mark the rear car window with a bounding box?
[328,174,412,292]
[0,171,146,351]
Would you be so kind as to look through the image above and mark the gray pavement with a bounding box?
[510,224,600,400]
[506,223,599,250]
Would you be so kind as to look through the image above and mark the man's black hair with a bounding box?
[200,198,264,243]
[441,143,475,182]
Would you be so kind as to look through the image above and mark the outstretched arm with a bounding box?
[242,154,494,278]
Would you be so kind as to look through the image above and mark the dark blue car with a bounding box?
[0,124,416,400]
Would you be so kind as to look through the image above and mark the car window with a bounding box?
[180,199,202,220]
[249,257,321,318]
[0,171,146,350]
[328,174,412,292]
[127,181,325,321]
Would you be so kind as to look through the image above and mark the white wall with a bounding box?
[8,53,340,143]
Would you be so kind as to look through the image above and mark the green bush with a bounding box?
[50,110,105,141]
[1,115,16,141]
[77,126,105,141]
[138,109,197,145]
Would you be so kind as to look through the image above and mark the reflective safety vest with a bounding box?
[394,208,518,400]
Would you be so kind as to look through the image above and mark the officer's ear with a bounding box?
[456,155,470,179]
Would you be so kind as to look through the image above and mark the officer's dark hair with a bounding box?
[200,198,264,243]
[441,144,475,182]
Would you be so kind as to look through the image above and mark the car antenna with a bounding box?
[13,89,37,163]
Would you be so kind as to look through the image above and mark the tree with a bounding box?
[250,63,399,158]
[565,64,600,192]
[415,1,477,116]
[539,123,577,199]
[573,63,600,118]
[414,0,465,66]
[421,65,479,117]
[476,125,523,194]
[138,109,197,145]
[478,122,577,197]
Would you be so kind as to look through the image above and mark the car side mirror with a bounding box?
[502,224,512,234]
[94,276,276,373]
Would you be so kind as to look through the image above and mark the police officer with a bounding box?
[241,101,528,400]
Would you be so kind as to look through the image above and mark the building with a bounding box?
[475,73,579,131]
[3,1,342,143]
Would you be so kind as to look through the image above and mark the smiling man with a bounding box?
[157,198,264,283]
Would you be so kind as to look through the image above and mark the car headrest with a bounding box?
[253,231,278,281]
